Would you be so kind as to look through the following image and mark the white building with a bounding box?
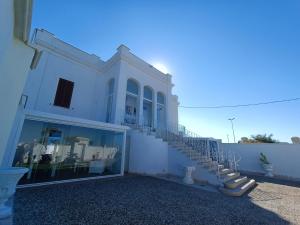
[0,0,40,166]
[4,29,255,197]
[23,29,179,129]
[4,29,179,185]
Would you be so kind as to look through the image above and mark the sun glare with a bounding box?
[153,63,169,74]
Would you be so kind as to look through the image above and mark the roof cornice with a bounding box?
[31,29,105,72]
[102,45,173,84]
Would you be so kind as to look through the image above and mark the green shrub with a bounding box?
[259,152,270,164]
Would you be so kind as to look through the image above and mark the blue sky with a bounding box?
[32,0,300,143]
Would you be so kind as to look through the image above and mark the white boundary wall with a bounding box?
[221,143,300,180]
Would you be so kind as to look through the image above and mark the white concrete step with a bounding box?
[220,179,256,197]
[219,168,233,175]
[200,158,213,163]
[224,176,248,189]
[221,172,240,183]
[190,156,201,160]
[218,164,224,170]
[180,149,195,154]
[208,165,218,171]
[171,144,185,149]
[208,163,223,172]
[197,158,212,165]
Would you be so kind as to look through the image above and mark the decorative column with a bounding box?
[113,45,131,125]
[138,85,144,126]
[113,73,126,125]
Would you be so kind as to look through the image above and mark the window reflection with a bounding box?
[13,119,124,184]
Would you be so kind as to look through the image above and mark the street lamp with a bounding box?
[228,117,236,143]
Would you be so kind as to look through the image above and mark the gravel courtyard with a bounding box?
[12,175,300,225]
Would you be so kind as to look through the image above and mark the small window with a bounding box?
[54,78,74,108]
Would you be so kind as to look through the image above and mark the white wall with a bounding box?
[24,51,105,121]
[114,46,179,127]
[22,29,112,122]
[168,147,197,177]
[0,0,35,165]
[128,130,168,174]
[221,143,300,180]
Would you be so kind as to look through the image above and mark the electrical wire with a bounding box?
[179,97,300,109]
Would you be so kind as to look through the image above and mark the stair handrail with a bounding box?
[130,122,223,164]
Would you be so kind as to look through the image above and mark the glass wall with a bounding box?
[13,119,124,184]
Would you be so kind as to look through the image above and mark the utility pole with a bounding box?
[228,118,236,143]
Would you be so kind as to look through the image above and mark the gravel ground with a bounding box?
[11,175,300,225]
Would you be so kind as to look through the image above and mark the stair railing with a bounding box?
[130,122,223,164]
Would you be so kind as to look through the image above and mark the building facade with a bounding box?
[5,29,179,185]
[24,29,178,130]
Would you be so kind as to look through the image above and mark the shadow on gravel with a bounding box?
[244,173,300,188]
[12,175,291,225]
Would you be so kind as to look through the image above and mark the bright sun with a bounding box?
[153,63,169,74]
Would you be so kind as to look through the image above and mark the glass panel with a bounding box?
[127,79,138,95]
[143,100,152,127]
[157,104,165,129]
[13,119,124,184]
[106,96,113,122]
[157,92,165,105]
[124,95,137,124]
[108,79,114,95]
[143,87,153,101]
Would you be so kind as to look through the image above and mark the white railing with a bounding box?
[131,123,222,163]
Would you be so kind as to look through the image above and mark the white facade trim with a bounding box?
[24,110,130,132]
[31,29,104,72]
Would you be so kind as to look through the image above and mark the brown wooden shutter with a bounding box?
[54,78,74,108]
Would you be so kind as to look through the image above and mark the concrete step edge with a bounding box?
[220,179,256,197]
[224,176,248,189]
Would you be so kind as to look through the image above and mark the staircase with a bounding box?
[129,124,256,197]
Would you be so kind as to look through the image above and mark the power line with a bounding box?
[179,97,300,109]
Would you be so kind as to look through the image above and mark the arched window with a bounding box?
[157,92,165,105]
[143,86,153,127]
[106,79,114,122]
[108,79,114,95]
[144,86,153,101]
[125,79,139,124]
[157,92,166,129]
[127,79,139,95]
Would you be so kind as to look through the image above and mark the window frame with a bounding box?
[53,78,74,109]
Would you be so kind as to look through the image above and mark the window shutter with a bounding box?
[54,78,74,108]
